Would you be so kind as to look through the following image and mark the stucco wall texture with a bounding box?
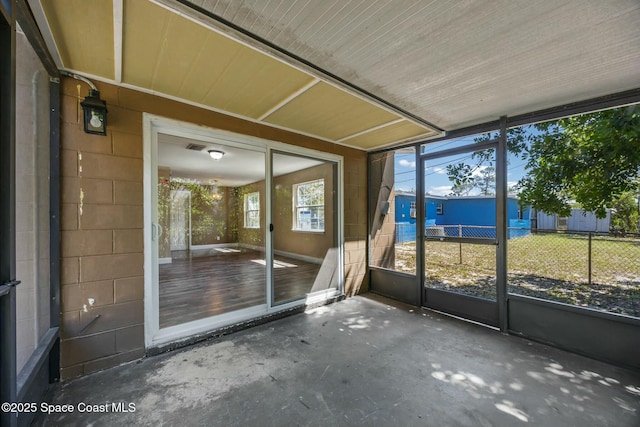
[59,77,368,380]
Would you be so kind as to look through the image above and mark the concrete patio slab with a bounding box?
[36,294,640,426]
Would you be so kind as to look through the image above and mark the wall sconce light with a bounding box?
[61,71,108,136]
[80,89,108,135]
[208,150,225,160]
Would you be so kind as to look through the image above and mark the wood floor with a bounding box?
[159,248,324,328]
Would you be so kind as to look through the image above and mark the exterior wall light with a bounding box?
[208,150,224,160]
[61,70,108,136]
[80,89,108,135]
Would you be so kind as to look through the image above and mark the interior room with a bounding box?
[155,133,339,328]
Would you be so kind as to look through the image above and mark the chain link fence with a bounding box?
[395,224,640,317]
[508,230,640,317]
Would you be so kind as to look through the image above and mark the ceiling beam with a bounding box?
[336,118,404,143]
[113,0,123,83]
[25,0,62,71]
[257,78,319,121]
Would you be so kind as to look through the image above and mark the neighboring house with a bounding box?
[535,209,611,233]
[394,192,531,242]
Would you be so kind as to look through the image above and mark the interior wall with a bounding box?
[235,181,265,249]
[234,163,335,260]
[273,163,335,260]
[59,77,368,380]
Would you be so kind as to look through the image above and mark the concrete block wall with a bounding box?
[60,80,145,380]
[59,77,368,379]
[369,152,397,270]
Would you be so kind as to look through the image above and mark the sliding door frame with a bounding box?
[143,114,344,348]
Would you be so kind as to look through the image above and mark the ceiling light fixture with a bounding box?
[208,150,225,160]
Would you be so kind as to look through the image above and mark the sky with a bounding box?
[394,130,531,197]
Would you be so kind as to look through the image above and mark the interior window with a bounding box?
[293,179,324,231]
[244,192,260,228]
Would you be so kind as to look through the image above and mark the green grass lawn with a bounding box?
[394,233,640,317]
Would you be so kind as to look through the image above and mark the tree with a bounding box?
[446,165,495,196]
[445,126,530,197]
[475,166,496,195]
[610,191,640,234]
[449,179,475,197]
[518,105,640,218]
[447,163,476,196]
[445,104,640,219]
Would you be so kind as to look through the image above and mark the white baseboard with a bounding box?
[191,243,239,250]
[274,249,322,265]
[237,243,323,264]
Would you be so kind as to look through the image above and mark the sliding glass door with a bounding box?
[271,152,339,305]
[155,135,266,329]
[145,118,342,347]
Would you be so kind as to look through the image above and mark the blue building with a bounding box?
[394,192,531,242]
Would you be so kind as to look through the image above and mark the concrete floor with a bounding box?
[38,294,640,427]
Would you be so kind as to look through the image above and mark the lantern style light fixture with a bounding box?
[61,70,108,136]
[80,89,108,135]
[208,150,225,160]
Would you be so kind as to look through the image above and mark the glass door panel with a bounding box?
[271,152,338,305]
[157,137,265,328]
[423,147,498,301]
[15,29,51,375]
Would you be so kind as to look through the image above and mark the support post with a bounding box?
[49,78,61,383]
[496,116,508,333]
[588,232,592,286]
[416,148,425,306]
[458,224,462,264]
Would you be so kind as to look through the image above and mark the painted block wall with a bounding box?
[442,197,496,226]
[59,77,368,380]
[396,196,529,227]
[395,195,531,241]
[395,194,416,224]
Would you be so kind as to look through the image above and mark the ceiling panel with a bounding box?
[67,0,439,149]
[264,81,403,141]
[41,0,114,79]
[198,44,315,119]
[122,0,171,88]
[146,12,211,96]
[341,120,437,150]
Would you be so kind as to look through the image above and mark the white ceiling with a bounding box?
[158,133,323,186]
[190,0,640,130]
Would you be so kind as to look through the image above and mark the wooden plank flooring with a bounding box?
[159,248,324,328]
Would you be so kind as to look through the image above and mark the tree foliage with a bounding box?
[445,105,640,220]
[445,127,530,197]
[518,105,640,218]
[610,191,640,234]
